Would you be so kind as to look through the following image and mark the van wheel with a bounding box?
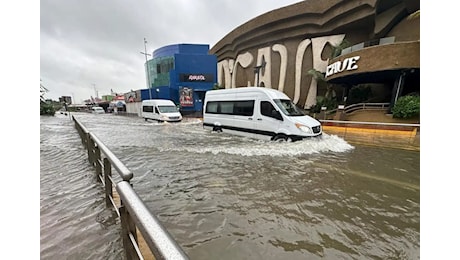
[144,118,148,121]
[213,126,222,132]
[273,134,291,142]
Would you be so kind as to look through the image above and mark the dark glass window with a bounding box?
[143,105,153,113]
[260,101,283,120]
[205,100,254,116]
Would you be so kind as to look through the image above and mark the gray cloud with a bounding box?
[40,0,301,103]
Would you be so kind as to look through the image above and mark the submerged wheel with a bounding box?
[213,126,222,132]
[273,134,291,142]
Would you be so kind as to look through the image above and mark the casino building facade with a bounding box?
[209,0,420,111]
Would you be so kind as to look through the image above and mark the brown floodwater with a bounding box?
[41,112,419,259]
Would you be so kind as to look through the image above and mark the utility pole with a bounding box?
[140,37,152,99]
[92,83,98,99]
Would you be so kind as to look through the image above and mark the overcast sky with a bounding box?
[40,0,302,103]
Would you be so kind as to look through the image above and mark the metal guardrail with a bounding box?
[117,181,189,260]
[343,102,390,114]
[320,119,419,128]
[73,115,189,260]
[339,36,395,56]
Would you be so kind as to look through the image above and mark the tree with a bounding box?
[331,39,351,58]
[307,69,337,113]
[40,79,48,103]
[40,79,56,116]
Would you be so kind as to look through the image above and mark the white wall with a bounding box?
[126,102,142,116]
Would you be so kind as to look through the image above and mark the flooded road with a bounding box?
[40,112,419,259]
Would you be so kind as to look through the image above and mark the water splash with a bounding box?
[157,133,354,157]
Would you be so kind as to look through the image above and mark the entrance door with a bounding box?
[195,91,206,113]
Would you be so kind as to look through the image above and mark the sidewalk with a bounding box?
[321,110,420,151]
[342,110,419,124]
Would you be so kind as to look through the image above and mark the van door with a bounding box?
[254,100,282,139]
[154,106,160,120]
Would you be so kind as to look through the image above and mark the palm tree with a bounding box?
[40,79,48,103]
[307,69,337,112]
[40,79,56,115]
[331,39,351,58]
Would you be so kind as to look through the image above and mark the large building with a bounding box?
[209,0,419,111]
[144,44,218,115]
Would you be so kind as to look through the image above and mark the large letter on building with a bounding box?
[293,39,311,104]
[304,34,345,109]
[272,44,287,92]
[232,52,254,88]
[217,59,232,89]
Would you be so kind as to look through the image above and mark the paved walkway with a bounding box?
[344,110,419,124]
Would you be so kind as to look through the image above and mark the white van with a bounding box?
[203,87,322,141]
[141,99,182,122]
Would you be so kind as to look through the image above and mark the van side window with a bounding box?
[155,107,159,114]
[206,102,218,113]
[261,101,283,121]
[142,106,153,113]
[206,101,254,116]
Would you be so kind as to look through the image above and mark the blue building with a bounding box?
[141,43,217,115]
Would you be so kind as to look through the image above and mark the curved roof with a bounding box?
[210,0,419,60]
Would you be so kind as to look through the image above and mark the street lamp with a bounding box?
[140,37,152,99]
[253,60,266,87]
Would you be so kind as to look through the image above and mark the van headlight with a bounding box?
[160,115,168,120]
[295,123,312,134]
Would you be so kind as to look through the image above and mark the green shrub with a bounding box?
[40,102,56,116]
[392,95,420,119]
[310,96,337,113]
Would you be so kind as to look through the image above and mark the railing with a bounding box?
[73,115,189,260]
[117,181,189,260]
[343,102,390,114]
[339,36,395,56]
[324,102,389,116]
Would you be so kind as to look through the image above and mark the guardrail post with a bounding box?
[104,158,112,207]
[95,145,102,180]
[334,105,346,120]
[82,131,88,151]
[119,205,139,260]
[88,135,94,165]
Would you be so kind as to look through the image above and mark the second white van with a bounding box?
[141,99,182,122]
[203,87,322,142]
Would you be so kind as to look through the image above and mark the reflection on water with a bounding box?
[41,112,419,259]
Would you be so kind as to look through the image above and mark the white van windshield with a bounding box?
[273,99,305,116]
[158,105,178,113]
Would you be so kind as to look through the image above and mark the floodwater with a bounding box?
[40,112,420,260]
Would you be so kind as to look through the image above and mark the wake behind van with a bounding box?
[203,87,322,142]
[141,99,182,122]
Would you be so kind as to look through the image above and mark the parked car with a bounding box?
[91,106,105,114]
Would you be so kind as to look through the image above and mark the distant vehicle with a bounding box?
[91,106,105,114]
[141,99,182,122]
[203,87,322,142]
